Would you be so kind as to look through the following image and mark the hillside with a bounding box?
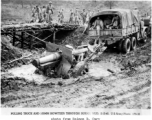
[1,0,151,23]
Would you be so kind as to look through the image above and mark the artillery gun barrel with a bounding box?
[32,52,61,67]
[72,48,88,55]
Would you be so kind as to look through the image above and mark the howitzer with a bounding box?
[32,41,90,78]
[31,36,106,78]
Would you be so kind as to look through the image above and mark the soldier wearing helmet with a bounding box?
[46,1,54,23]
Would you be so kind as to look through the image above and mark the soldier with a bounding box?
[31,6,36,22]
[97,9,100,13]
[83,10,91,34]
[60,9,64,24]
[93,17,104,36]
[81,9,87,25]
[41,6,47,22]
[75,8,80,25]
[58,11,61,23]
[69,9,74,24]
[89,11,94,18]
[111,15,119,29]
[46,1,54,23]
[35,5,41,23]
[104,16,112,29]
[85,10,90,24]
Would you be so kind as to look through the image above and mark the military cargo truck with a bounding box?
[86,9,148,53]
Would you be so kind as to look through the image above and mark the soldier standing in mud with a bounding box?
[46,1,54,23]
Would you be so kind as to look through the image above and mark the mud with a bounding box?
[1,36,151,108]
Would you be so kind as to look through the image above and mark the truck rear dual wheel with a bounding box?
[130,37,137,51]
[122,38,131,54]
[118,37,136,53]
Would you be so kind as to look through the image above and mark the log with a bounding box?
[107,69,115,73]
[2,23,49,29]
[3,54,32,64]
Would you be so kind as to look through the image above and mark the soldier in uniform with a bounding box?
[81,9,87,25]
[97,9,100,13]
[58,11,61,23]
[69,9,74,24]
[104,16,112,29]
[75,8,80,25]
[46,1,54,23]
[41,6,47,22]
[31,6,36,22]
[110,15,119,29]
[85,10,90,24]
[60,9,64,24]
[35,5,41,23]
[93,17,104,36]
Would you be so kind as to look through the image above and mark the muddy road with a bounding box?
[1,38,151,109]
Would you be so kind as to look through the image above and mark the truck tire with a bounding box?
[136,32,140,41]
[117,40,123,52]
[142,31,148,43]
[122,38,131,54]
[147,26,151,38]
[131,37,136,51]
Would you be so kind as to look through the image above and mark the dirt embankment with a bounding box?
[1,29,151,108]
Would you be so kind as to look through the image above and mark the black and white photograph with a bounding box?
[0,0,151,116]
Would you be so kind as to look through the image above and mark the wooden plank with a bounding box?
[53,32,56,43]
[13,29,16,46]
[21,31,24,48]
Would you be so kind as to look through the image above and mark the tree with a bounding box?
[104,1,117,9]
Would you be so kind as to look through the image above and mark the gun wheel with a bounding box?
[80,64,89,75]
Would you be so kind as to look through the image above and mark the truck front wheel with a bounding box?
[131,37,136,51]
[122,38,131,54]
[142,31,148,43]
[136,32,140,41]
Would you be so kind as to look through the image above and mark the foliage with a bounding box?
[104,1,118,9]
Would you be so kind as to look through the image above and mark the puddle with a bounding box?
[89,61,121,78]
[8,60,122,83]
[8,64,47,83]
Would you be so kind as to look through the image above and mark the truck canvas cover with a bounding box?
[90,9,140,28]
